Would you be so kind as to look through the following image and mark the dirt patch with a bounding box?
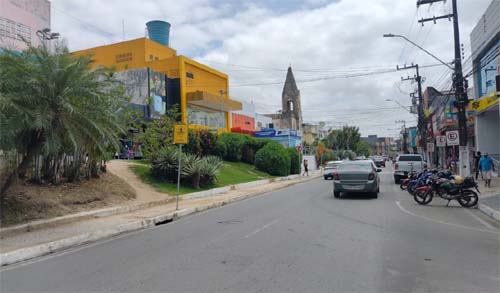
[0,172,136,226]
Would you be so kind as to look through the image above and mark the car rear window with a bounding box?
[326,163,339,168]
[398,155,422,161]
[338,162,372,171]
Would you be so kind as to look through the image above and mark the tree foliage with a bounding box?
[0,43,125,196]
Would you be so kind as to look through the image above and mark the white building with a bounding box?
[470,0,500,162]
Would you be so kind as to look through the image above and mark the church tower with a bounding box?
[281,66,302,130]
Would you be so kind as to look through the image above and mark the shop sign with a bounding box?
[254,129,276,137]
[446,130,459,146]
[471,92,498,112]
[436,136,446,147]
[427,142,435,152]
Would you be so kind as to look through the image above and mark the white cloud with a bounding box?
[50,0,493,136]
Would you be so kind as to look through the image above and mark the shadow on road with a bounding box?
[337,193,377,200]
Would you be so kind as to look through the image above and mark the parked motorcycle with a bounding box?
[413,176,480,208]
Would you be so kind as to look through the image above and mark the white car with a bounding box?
[323,161,343,180]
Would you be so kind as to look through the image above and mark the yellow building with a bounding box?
[73,36,241,132]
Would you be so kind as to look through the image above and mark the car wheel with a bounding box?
[324,176,328,180]
[334,191,341,198]
[372,192,378,199]
[394,176,400,184]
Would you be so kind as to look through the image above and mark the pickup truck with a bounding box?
[393,154,425,184]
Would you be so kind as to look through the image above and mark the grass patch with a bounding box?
[130,161,273,195]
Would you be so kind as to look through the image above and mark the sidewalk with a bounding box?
[477,176,500,222]
[0,171,320,266]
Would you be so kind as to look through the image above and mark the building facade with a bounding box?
[73,22,242,132]
[0,0,50,50]
[231,101,255,132]
[470,0,500,161]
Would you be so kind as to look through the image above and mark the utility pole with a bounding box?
[397,63,426,157]
[417,0,470,176]
[396,120,408,154]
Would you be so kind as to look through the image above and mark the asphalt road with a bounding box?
[1,168,499,292]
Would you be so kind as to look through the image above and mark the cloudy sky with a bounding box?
[51,0,493,136]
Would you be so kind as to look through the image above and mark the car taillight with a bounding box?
[395,163,399,170]
[368,173,375,180]
[333,172,339,180]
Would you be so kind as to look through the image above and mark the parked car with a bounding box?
[372,156,385,168]
[393,154,425,184]
[333,160,381,198]
[323,161,342,180]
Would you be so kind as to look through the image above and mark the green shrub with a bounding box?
[215,133,247,162]
[255,143,290,176]
[198,130,218,156]
[185,130,202,156]
[151,147,223,188]
[287,148,302,175]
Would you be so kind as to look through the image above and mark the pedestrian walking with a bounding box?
[474,151,482,180]
[479,153,495,188]
[302,159,309,176]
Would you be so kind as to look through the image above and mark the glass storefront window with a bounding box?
[187,105,226,129]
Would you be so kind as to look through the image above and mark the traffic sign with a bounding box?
[174,124,188,144]
[436,136,446,147]
[427,142,435,152]
[446,130,459,146]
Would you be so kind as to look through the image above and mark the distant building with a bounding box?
[302,123,319,145]
[231,101,255,132]
[266,67,303,131]
[361,135,394,155]
[255,113,272,130]
[0,0,50,50]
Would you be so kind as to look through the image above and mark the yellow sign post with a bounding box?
[174,124,188,145]
[173,124,188,210]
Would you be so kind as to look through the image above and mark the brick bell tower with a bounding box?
[281,66,302,130]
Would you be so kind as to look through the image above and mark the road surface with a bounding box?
[1,168,499,292]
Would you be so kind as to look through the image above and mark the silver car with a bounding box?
[323,160,343,180]
[333,160,381,198]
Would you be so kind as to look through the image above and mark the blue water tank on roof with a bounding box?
[146,20,171,46]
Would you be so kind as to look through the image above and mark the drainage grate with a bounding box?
[155,218,173,226]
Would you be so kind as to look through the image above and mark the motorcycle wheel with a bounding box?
[400,181,408,190]
[457,190,479,208]
[414,189,433,205]
[407,183,417,195]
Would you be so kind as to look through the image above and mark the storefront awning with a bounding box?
[187,91,242,112]
[471,91,499,113]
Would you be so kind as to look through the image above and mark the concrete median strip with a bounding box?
[0,172,320,267]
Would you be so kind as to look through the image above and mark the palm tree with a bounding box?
[0,42,124,196]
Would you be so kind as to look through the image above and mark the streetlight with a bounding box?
[385,98,413,113]
[36,28,60,48]
[383,33,453,70]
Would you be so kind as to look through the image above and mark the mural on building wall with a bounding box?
[149,70,166,117]
[114,68,149,106]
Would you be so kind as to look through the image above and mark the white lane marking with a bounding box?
[244,218,280,239]
[395,201,498,235]
[463,208,496,230]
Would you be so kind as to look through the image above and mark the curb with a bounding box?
[1,172,319,237]
[478,203,500,222]
[0,174,319,267]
